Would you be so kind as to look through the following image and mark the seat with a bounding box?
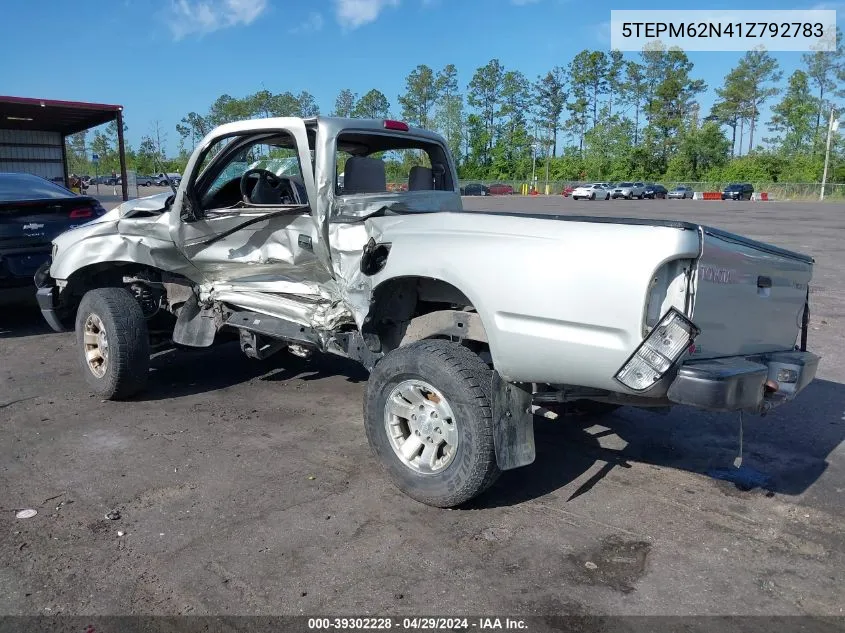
[409,165,434,191]
[343,156,386,194]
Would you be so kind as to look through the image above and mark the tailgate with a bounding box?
[690,227,812,359]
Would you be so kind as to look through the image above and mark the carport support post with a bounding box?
[117,109,128,202]
[60,133,69,189]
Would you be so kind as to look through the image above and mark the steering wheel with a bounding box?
[239,168,290,205]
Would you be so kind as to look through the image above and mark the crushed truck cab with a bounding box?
[36,116,819,508]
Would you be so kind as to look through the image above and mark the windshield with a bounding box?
[0,173,75,201]
[619,182,633,187]
[726,184,741,189]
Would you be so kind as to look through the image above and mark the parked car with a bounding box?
[136,175,155,187]
[611,182,645,199]
[668,186,694,199]
[488,183,514,195]
[36,117,819,509]
[722,183,754,200]
[0,172,105,299]
[560,185,574,197]
[461,183,490,196]
[156,173,182,187]
[642,184,668,199]
[571,183,610,200]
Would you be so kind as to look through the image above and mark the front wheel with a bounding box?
[364,340,500,508]
[590,192,595,200]
[75,288,150,400]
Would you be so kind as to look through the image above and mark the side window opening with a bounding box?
[195,132,307,213]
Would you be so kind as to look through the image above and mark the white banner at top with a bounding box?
[610,10,837,52]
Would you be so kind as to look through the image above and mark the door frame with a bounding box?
[169,118,331,274]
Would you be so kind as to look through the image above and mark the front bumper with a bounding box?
[34,261,67,332]
[36,286,66,332]
[666,351,819,413]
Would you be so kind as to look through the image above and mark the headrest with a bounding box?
[408,165,434,191]
[343,156,386,194]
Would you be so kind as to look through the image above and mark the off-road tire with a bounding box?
[364,339,500,508]
[75,288,150,400]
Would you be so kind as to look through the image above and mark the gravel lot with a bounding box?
[1,196,843,620]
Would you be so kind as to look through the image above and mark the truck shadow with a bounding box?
[471,378,845,509]
[140,342,368,400]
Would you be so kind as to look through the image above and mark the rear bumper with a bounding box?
[666,351,819,413]
[0,245,51,286]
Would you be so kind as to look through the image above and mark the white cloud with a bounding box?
[512,0,540,5]
[334,0,400,29]
[168,0,268,40]
[291,12,324,34]
[595,20,610,44]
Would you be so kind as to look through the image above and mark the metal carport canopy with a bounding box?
[0,95,129,199]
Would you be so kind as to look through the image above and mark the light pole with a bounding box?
[820,107,839,201]
[530,122,538,193]
[544,122,551,194]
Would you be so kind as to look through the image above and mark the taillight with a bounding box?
[69,207,94,219]
[383,120,409,131]
[616,308,700,392]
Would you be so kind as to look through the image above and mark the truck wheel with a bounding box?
[75,288,150,400]
[364,339,500,508]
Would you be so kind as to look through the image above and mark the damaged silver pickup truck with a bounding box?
[36,116,820,507]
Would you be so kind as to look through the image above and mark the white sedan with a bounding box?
[571,183,610,200]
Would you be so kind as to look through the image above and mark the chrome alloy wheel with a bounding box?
[83,313,109,378]
[384,379,458,474]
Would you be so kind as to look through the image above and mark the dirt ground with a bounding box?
[1,196,843,620]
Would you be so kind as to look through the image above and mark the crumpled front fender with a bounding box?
[49,215,196,282]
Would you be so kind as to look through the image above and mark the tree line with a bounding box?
[66,34,845,185]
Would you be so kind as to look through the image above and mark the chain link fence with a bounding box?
[457,179,845,200]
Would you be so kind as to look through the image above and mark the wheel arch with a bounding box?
[57,261,192,323]
[364,275,495,359]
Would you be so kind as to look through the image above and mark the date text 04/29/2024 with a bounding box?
[307,617,528,630]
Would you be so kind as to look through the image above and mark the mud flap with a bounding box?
[172,294,217,347]
[491,371,536,470]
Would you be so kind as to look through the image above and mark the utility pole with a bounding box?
[531,122,538,193]
[544,121,551,194]
[820,107,839,201]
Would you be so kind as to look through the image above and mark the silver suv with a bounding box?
[612,181,645,199]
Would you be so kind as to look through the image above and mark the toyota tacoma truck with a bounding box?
[35,117,819,508]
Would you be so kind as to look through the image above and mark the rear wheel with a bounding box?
[75,288,150,400]
[590,192,596,200]
[364,340,500,508]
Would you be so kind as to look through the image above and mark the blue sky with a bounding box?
[1,0,842,153]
